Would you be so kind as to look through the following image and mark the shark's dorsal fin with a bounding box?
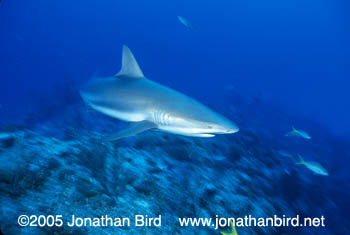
[116,45,144,79]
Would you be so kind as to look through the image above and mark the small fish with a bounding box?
[296,154,328,176]
[285,127,311,140]
[284,168,291,175]
[177,16,191,29]
[221,220,238,235]
[278,150,295,159]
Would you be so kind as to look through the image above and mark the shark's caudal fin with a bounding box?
[116,45,144,79]
[102,120,156,141]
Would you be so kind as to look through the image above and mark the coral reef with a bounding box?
[0,97,348,234]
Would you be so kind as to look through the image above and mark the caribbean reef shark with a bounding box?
[80,46,239,141]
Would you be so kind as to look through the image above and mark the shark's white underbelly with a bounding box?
[90,103,146,122]
[157,125,215,137]
[90,104,215,137]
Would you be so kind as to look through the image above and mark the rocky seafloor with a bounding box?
[0,95,349,235]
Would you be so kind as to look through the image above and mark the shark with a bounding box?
[80,45,239,141]
[285,127,311,140]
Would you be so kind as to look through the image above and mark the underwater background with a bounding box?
[0,0,349,234]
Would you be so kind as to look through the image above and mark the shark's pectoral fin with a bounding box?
[102,120,157,141]
[116,45,144,79]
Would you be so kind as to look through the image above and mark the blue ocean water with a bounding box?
[0,0,349,234]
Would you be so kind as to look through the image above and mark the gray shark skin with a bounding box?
[80,46,239,141]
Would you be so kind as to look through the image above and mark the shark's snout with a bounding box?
[227,127,239,134]
[214,116,239,134]
[206,119,239,135]
[227,122,240,133]
[219,123,239,134]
